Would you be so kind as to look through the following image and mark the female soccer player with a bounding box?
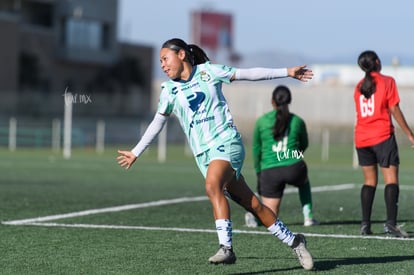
[354,50,414,237]
[245,85,318,228]
[117,38,314,270]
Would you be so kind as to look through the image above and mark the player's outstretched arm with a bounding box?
[118,112,168,170]
[117,150,137,170]
[232,65,313,82]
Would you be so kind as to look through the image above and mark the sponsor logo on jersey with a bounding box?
[187,92,205,112]
[182,82,200,91]
[217,145,225,152]
[171,86,178,95]
[190,115,215,128]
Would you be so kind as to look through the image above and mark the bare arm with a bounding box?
[390,104,414,148]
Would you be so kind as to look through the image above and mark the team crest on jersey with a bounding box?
[200,71,211,82]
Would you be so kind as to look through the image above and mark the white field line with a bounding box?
[2,184,357,226]
[286,183,356,194]
[2,196,208,225]
[19,222,414,241]
[2,183,413,241]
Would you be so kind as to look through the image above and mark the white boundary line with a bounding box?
[14,222,414,241]
[2,183,413,241]
[2,184,356,225]
[2,196,208,225]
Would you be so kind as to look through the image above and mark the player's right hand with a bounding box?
[117,150,137,170]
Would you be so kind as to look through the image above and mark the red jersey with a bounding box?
[354,72,400,148]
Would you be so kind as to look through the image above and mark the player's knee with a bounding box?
[205,181,222,198]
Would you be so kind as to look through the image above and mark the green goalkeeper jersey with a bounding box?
[252,110,308,173]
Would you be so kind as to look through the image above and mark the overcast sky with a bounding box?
[118,0,413,64]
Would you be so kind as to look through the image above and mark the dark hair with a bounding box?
[357,50,381,99]
[161,38,209,65]
[272,85,292,141]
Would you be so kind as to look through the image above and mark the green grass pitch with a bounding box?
[1,144,413,274]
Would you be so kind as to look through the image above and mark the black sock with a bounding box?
[384,184,399,226]
[361,185,376,224]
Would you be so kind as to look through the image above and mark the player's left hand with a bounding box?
[288,65,314,82]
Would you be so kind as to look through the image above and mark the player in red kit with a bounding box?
[354,50,414,237]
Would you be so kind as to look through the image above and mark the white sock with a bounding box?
[267,219,295,246]
[215,219,232,247]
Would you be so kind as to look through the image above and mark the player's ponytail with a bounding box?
[358,50,380,99]
[272,85,292,141]
[162,38,209,66]
[188,44,210,65]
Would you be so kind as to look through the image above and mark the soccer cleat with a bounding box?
[384,223,410,238]
[291,234,314,270]
[360,222,373,235]
[304,218,320,227]
[245,212,258,228]
[208,245,236,264]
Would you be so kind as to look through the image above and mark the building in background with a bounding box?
[0,0,153,118]
[191,10,240,65]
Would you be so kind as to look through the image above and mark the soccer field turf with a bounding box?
[1,145,413,274]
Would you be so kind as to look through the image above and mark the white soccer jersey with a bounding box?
[158,62,237,155]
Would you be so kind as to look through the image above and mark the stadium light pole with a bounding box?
[63,93,72,159]
[158,122,167,163]
[52,118,61,152]
[8,117,17,151]
[96,120,105,154]
[321,129,330,161]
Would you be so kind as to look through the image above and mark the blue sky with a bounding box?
[118,0,413,64]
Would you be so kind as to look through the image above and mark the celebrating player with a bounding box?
[117,38,314,269]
